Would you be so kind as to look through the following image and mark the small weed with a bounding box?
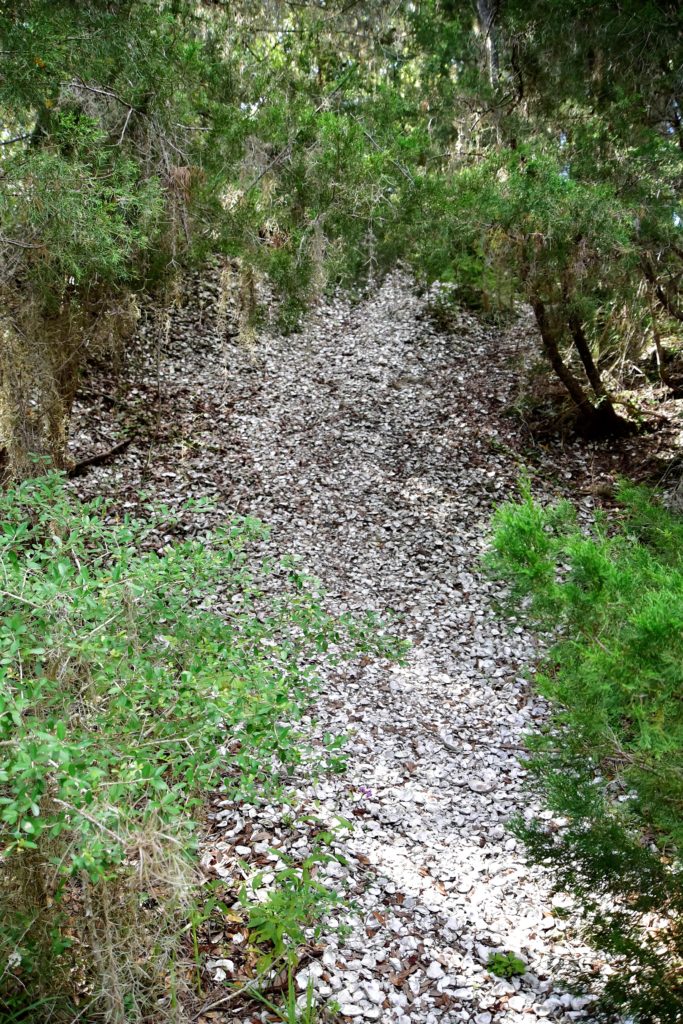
[551,906,571,920]
[251,966,337,1023]
[242,849,345,969]
[487,951,526,979]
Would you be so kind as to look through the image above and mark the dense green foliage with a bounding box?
[389,0,683,432]
[0,0,395,471]
[1,4,682,1017]
[491,483,683,1020]
[0,474,401,1021]
[1,1,682,471]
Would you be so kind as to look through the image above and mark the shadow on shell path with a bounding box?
[70,274,606,1023]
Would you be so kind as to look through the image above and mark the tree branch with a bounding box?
[0,133,31,146]
[643,258,683,322]
[68,438,133,477]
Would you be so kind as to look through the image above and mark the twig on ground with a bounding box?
[68,437,133,477]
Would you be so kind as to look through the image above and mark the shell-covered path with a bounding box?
[72,276,602,1022]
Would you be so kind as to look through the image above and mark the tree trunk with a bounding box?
[477,0,499,87]
[642,259,683,323]
[566,312,630,430]
[530,297,631,436]
[567,313,609,399]
[0,316,79,479]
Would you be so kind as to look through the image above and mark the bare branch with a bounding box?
[0,133,31,146]
[0,235,43,249]
[117,106,135,145]
[349,114,415,184]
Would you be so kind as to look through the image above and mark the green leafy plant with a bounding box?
[487,951,526,979]
[242,850,345,966]
[490,480,683,1021]
[251,968,331,1024]
[0,473,403,1022]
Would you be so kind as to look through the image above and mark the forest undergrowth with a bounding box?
[1,1,682,1019]
[0,473,404,1023]
[5,274,676,1024]
[491,481,683,1021]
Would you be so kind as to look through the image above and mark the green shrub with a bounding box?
[490,481,683,1022]
[0,474,402,1022]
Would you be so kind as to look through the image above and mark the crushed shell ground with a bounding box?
[70,274,636,1022]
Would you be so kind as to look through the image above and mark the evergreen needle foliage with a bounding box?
[1,1,682,472]
[490,483,683,1021]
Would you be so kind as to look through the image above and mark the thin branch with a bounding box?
[644,262,683,322]
[52,799,122,844]
[193,956,288,1019]
[117,106,135,145]
[0,588,43,608]
[0,133,30,146]
[68,437,134,477]
[66,78,143,116]
[350,115,415,184]
[0,235,43,249]
[174,122,211,132]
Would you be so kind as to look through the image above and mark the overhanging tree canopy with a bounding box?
[1,0,682,475]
